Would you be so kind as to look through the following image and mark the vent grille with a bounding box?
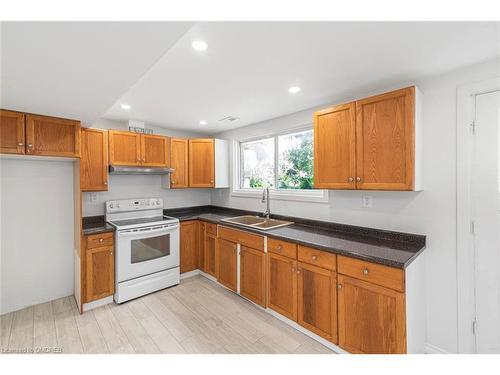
[218,115,240,122]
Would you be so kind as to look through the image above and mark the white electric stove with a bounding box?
[106,198,180,303]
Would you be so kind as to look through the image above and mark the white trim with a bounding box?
[82,295,113,312]
[456,76,500,354]
[180,269,201,280]
[424,343,452,354]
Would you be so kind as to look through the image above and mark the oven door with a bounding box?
[115,223,179,283]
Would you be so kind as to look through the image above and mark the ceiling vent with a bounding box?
[218,115,240,122]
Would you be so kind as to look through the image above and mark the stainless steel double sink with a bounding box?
[221,215,293,231]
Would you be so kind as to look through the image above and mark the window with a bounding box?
[239,128,319,195]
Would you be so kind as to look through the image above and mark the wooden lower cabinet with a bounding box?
[297,262,337,343]
[240,245,266,307]
[84,240,115,303]
[217,238,237,291]
[337,274,406,354]
[198,221,206,272]
[180,221,198,274]
[267,252,297,321]
[205,233,217,277]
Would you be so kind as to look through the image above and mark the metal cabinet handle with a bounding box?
[17,142,24,147]
[363,268,369,275]
[104,181,108,185]
[99,238,104,243]
[348,177,354,182]
[296,269,301,275]
[276,245,282,251]
[337,284,342,289]
[356,177,362,182]
[291,267,295,272]
[110,252,113,255]
[311,255,318,261]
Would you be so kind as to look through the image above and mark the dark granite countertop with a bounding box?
[82,216,115,236]
[164,205,426,269]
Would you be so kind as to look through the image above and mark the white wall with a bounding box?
[0,158,75,314]
[212,58,500,354]
[82,118,211,216]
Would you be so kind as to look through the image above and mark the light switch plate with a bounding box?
[362,195,373,208]
[91,193,98,202]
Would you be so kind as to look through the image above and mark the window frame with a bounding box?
[232,126,329,203]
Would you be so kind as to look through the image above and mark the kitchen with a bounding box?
[1,8,500,373]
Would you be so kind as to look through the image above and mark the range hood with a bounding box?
[109,165,174,175]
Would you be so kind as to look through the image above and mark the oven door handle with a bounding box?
[117,223,178,237]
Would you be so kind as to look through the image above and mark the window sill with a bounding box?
[231,188,329,203]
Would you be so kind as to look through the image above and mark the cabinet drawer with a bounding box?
[205,222,217,236]
[86,232,114,249]
[267,238,297,259]
[298,245,336,270]
[337,255,404,292]
[218,226,264,251]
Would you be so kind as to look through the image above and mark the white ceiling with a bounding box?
[2,22,499,132]
[1,21,192,124]
[103,22,500,134]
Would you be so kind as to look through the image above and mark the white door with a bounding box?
[471,90,500,353]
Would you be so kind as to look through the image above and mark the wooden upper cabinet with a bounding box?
[313,102,356,189]
[80,128,108,191]
[337,274,406,354]
[170,138,189,188]
[240,245,266,307]
[356,86,417,190]
[180,220,198,274]
[142,134,169,167]
[108,130,141,166]
[189,138,214,188]
[297,262,337,343]
[0,110,25,155]
[267,252,298,321]
[25,114,80,157]
[217,238,237,291]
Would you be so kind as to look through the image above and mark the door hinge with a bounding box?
[470,120,476,134]
[472,319,477,336]
[470,220,476,235]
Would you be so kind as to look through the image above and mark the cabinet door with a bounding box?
[217,238,237,291]
[26,114,80,157]
[80,128,108,191]
[355,86,415,190]
[0,109,25,154]
[240,245,266,307]
[204,233,217,277]
[170,138,189,188]
[313,103,356,189]
[198,221,206,272]
[86,246,114,302]
[267,252,297,321]
[337,274,406,354]
[297,262,337,343]
[108,130,141,166]
[180,220,198,274]
[142,134,169,167]
[188,139,214,188]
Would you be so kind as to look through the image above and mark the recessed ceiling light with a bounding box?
[120,104,131,110]
[288,86,301,94]
[192,40,208,51]
[199,120,207,125]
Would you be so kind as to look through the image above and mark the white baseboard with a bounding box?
[180,269,201,280]
[424,343,452,354]
[82,296,113,312]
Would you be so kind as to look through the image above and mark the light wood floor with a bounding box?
[1,275,335,354]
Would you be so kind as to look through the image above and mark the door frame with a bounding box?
[457,76,500,353]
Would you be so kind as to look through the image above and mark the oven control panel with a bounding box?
[105,198,163,213]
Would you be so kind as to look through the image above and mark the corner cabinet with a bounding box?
[80,128,108,191]
[188,138,229,188]
[314,86,422,191]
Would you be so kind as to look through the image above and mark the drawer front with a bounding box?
[337,255,404,292]
[86,232,114,249]
[218,226,264,251]
[205,222,217,236]
[267,238,297,259]
[298,245,336,270]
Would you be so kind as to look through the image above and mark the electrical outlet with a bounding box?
[91,193,98,202]
[362,195,373,208]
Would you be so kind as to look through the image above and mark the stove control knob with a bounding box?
[109,203,114,209]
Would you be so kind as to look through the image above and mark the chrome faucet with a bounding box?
[262,187,270,219]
